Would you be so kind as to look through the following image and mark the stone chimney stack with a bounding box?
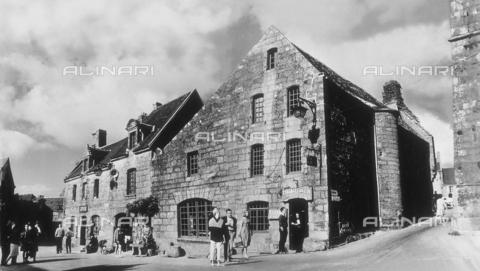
[382,80,405,107]
[92,129,107,148]
[153,102,162,110]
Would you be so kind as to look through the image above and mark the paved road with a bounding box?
[2,221,479,271]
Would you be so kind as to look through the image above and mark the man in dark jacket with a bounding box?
[276,207,288,254]
[222,209,237,262]
[208,207,225,267]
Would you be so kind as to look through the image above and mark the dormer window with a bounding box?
[129,131,137,149]
[83,158,88,172]
[267,48,278,70]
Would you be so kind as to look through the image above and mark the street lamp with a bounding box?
[292,97,320,144]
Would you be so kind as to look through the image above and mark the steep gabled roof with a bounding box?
[293,45,385,108]
[64,137,128,181]
[134,89,203,152]
[64,90,203,181]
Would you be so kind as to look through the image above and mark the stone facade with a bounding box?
[449,0,480,231]
[149,26,436,254]
[62,91,203,249]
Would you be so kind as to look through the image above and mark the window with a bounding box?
[94,179,99,198]
[178,199,212,238]
[187,151,199,176]
[127,169,136,195]
[251,144,264,176]
[72,185,77,201]
[248,201,269,231]
[252,94,264,123]
[287,139,302,173]
[267,48,278,70]
[83,159,88,172]
[82,182,87,200]
[287,86,300,116]
[129,131,137,149]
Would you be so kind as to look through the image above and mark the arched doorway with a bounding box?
[288,199,308,251]
[80,216,87,245]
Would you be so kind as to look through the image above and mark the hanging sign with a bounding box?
[331,190,341,202]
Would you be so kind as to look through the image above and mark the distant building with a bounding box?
[442,168,455,207]
[13,194,63,243]
[62,90,203,248]
[0,158,15,244]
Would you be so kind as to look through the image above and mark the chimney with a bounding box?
[92,129,107,148]
[153,102,162,110]
[382,80,405,107]
[138,112,147,122]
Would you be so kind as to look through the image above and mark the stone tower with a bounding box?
[449,0,480,231]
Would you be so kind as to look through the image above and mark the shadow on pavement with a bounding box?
[64,264,145,271]
[1,264,51,271]
[34,257,78,264]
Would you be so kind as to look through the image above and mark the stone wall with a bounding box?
[324,79,378,235]
[450,0,480,230]
[63,150,152,248]
[374,110,402,222]
[151,27,329,254]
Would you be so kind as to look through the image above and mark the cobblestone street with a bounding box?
[2,219,479,271]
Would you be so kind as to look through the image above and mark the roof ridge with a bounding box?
[292,43,385,108]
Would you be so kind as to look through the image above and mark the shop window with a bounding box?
[267,48,278,70]
[248,201,269,231]
[251,144,264,176]
[287,139,301,173]
[178,199,212,238]
[187,151,199,176]
[127,169,136,195]
[252,94,264,123]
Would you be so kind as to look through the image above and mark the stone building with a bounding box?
[150,26,436,254]
[449,0,480,231]
[62,90,203,248]
[0,158,15,244]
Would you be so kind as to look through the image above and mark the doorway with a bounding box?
[288,199,308,251]
[80,216,87,245]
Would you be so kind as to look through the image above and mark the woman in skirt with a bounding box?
[239,210,251,259]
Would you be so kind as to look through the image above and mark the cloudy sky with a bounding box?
[0,0,453,197]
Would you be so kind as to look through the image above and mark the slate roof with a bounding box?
[293,45,386,109]
[133,91,193,152]
[18,194,36,201]
[64,137,128,181]
[44,198,64,210]
[64,90,201,181]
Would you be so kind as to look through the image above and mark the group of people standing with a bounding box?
[54,224,75,254]
[1,220,41,266]
[208,206,303,266]
[208,207,251,267]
